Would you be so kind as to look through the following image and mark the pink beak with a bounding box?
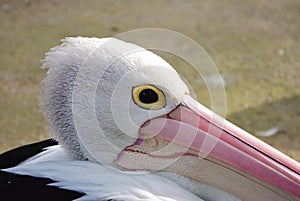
[117,95,300,200]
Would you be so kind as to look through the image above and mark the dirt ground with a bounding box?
[0,0,299,161]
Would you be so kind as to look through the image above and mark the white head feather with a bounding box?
[41,37,189,166]
[5,37,239,200]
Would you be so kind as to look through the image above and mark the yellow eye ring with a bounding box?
[132,85,166,110]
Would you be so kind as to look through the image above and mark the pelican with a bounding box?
[0,37,299,201]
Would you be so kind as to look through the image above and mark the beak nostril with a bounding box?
[179,102,188,108]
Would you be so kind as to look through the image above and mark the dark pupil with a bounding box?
[139,89,159,104]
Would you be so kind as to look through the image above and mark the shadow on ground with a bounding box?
[228,95,300,161]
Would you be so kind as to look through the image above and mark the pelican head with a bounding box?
[41,37,300,200]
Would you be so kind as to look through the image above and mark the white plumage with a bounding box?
[5,145,238,201]
[2,37,299,201]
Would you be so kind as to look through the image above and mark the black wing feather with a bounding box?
[0,139,84,201]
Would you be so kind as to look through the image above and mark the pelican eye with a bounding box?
[133,85,166,110]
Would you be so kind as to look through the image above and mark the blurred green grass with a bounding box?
[0,0,299,161]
